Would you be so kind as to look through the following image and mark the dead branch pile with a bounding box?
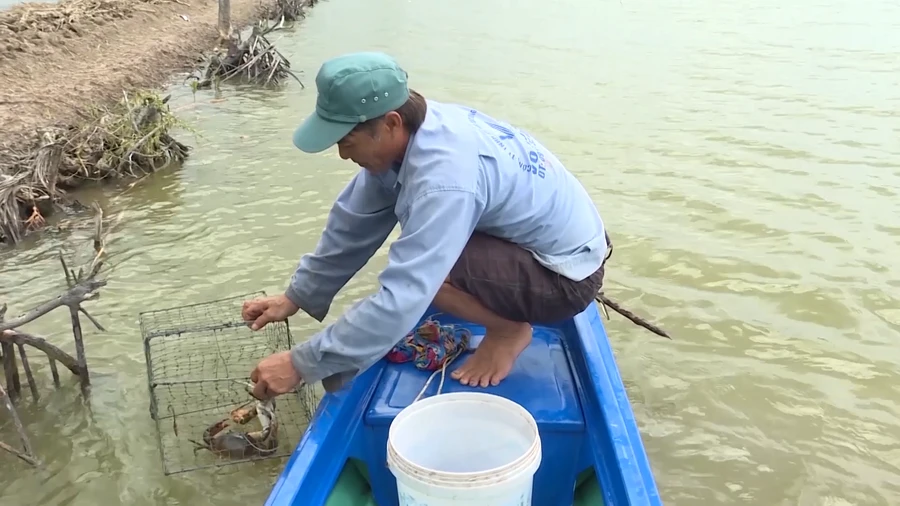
[261,0,315,24]
[1,203,111,467]
[0,90,189,245]
[188,21,304,90]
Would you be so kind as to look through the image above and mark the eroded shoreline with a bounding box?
[0,0,316,244]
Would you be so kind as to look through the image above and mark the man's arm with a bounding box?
[286,170,398,322]
[290,188,485,386]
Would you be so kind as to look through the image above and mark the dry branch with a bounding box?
[0,322,38,467]
[0,202,110,466]
[0,383,38,466]
[1,342,20,398]
[1,331,82,379]
[0,276,106,335]
[16,342,39,400]
[0,201,108,392]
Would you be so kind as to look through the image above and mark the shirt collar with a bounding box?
[392,131,417,189]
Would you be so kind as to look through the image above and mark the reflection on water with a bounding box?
[2,0,900,504]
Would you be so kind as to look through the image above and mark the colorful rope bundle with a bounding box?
[386,316,471,372]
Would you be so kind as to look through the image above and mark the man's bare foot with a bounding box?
[451,323,532,387]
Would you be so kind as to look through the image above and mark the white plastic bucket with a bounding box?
[386,392,542,506]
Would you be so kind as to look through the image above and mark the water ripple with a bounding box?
[2,0,900,504]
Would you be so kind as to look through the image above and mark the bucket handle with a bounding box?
[411,313,470,403]
[412,345,465,403]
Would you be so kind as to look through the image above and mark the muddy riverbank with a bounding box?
[0,0,316,244]
[0,0,274,149]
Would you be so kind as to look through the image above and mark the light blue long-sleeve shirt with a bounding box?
[286,100,608,390]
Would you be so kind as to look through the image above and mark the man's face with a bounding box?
[336,113,404,174]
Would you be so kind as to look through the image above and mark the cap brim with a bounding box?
[292,112,357,154]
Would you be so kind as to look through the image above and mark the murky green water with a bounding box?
[3,0,900,504]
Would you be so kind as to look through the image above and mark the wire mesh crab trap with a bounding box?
[140,291,323,475]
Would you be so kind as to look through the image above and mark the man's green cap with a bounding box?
[292,52,410,153]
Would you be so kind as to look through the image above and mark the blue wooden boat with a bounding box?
[263,302,662,506]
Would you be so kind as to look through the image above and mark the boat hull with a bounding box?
[265,303,661,506]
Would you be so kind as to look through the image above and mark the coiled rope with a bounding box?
[385,314,471,402]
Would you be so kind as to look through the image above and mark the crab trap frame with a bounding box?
[140,291,323,475]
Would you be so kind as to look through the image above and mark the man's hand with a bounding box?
[242,294,300,330]
[250,351,302,400]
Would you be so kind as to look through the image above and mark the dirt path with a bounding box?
[0,0,275,151]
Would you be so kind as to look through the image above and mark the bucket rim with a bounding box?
[386,392,541,484]
[389,392,538,432]
[388,439,542,489]
[388,392,540,449]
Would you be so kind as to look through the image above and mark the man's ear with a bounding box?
[383,111,404,133]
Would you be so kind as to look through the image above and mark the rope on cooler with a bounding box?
[385,313,471,403]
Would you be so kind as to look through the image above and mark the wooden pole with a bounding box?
[69,306,90,391]
[2,342,20,400]
[217,0,231,41]
[16,342,39,401]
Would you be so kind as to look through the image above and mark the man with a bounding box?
[244,51,610,400]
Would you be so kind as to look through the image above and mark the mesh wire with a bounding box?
[140,291,323,475]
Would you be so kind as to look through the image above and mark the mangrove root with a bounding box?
[0,90,190,245]
[187,20,304,90]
